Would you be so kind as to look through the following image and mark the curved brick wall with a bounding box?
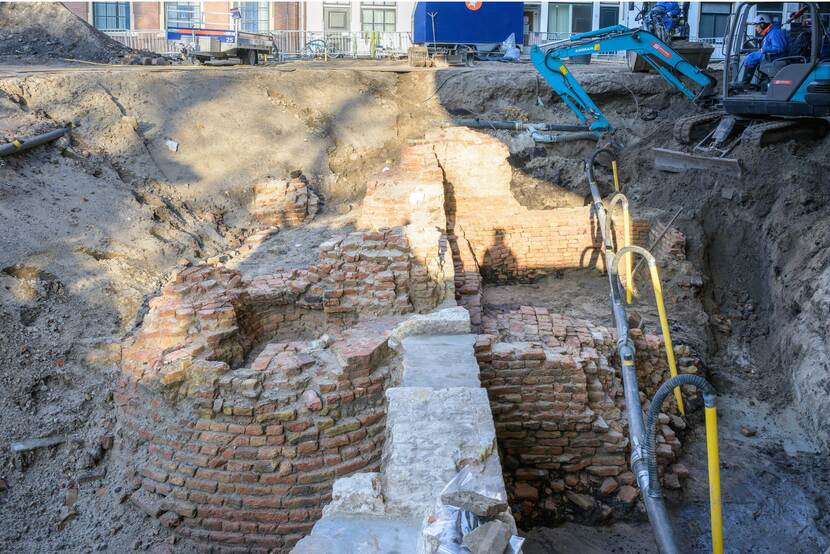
[116,228,448,552]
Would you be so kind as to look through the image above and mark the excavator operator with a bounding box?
[741,14,790,88]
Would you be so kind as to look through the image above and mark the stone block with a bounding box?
[322,472,385,517]
[462,520,511,554]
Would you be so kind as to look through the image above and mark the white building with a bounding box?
[303,1,415,34]
[522,2,806,43]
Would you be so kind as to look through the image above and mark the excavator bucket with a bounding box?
[652,147,743,177]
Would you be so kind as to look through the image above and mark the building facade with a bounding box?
[62,2,810,40]
[62,1,417,34]
[63,2,303,32]
[522,2,805,42]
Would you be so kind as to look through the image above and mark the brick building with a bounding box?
[60,1,417,34]
[62,2,301,32]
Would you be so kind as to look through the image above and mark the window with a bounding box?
[93,2,130,31]
[361,2,396,32]
[756,2,784,25]
[548,3,592,35]
[699,2,731,38]
[324,3,350,32]
[571,3,592,33]
[548,3,570,34]
[236,2,270,32]
[166,2,200,29]
[599,3,620,29]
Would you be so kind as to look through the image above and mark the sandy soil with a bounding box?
[1,49,829,553]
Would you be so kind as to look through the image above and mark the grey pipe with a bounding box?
[645,374,716,498]
[449,118,589,132]
[531,131,597,143]
[586,148,680,554]
[0,128,69,157]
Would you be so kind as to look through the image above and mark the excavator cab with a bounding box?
[723,2,830,116]
[666,2,830,166]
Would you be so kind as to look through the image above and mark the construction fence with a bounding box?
[103,29,413,60]
[104,29,724,63]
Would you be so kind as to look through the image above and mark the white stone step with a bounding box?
[401,334,480,389]
[291,515,421,554]
[381,386,497,518]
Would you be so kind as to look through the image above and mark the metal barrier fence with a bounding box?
[106,29,412,60]
[105,27,722,64]
[103,30,178,55]
[270,31,412,60]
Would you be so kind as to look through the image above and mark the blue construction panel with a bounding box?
[413,2,524,45]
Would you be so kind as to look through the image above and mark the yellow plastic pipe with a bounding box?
[648,263,686,416]
[613,245,686,417]
[606,194,633,304]
[612,159,621,192]
[705,406,724,554]
[622,204,632,304]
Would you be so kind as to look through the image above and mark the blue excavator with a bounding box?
[529,24,718,134]
[529,2,830,174]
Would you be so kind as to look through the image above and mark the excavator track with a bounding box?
[741,118,830,148]
[673,112,723,144]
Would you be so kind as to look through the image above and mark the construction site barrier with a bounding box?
[270,31,412,60]
[103,30,179,55]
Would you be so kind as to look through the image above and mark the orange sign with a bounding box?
[466,1,483,11]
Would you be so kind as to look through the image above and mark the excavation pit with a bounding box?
[4,56,830,554]
[114,127,701,552]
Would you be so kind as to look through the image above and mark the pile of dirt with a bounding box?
[0,3,133,64]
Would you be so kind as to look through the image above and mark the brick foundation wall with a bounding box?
[118,227,445,552]
[476,306,701,525]
[360,127,653,327]
[272,1,300,31]
[649,218,686,262]
[133,2,161,31]
[118,329,392,552]
[252,171,319,228]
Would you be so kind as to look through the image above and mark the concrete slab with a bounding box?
[291,515,421,554]
[382,387,497,517]
[401,334,480,388]
[388,307,471,349]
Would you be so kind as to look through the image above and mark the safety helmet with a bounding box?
[750,14,771,25]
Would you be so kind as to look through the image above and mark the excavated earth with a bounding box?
[0,59,829,554]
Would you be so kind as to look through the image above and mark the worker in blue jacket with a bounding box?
[742,14,789,87]
[646,2,681,34]
[653,2,682,32]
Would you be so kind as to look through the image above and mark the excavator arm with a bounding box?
[531,25,717,133]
